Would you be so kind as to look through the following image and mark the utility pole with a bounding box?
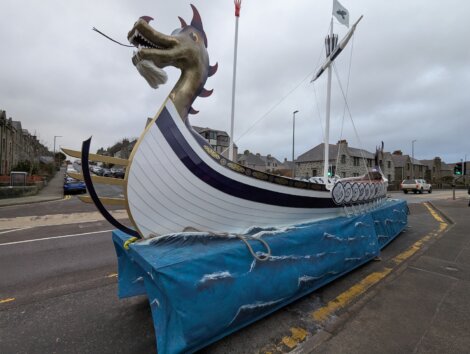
[53,135,62,171]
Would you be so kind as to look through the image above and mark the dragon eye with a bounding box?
[190,32,198,42]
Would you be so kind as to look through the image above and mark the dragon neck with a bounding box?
[170,67,207,120]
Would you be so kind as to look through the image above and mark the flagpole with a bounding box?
[229,0,242,161]
[323,17,334,184]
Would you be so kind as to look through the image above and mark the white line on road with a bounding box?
[0,229,113,247]
[0,227,31,235]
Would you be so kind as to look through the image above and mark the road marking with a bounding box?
[106,273,118,278]
[0,210,127,230]
[311,202,448,324]
[281,327,308,349]
[63,195,72,201]
[423,202,447,224]
[312,268,393,322]
[0,227,31,235]
[0,229,113,247]
[0,297,15,304]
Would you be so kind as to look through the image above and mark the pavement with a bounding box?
[298,197,470,354]
[0,168,65,207]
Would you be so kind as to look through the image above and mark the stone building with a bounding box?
[192,126,238,160]
[237,151,287,174]
[391,151,425,182]
[295,140,377,179]
[237,151,266,171]
[0,110,49,175]
[421,157,453,184]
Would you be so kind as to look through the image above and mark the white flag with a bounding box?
[333,0,349,27]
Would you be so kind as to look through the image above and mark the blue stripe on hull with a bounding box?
[156,107,337,209]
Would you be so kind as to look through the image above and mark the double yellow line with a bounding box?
[312,202,448,323]
[272,203,449,352]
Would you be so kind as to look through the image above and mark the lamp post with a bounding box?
[53,135,62,171]
[464,154,467,186]
[411,139,417,178]
[292,110,299,178]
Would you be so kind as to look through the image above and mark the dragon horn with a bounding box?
[208,62,218,77]
[139,16,154,23]
[190,4,208,47]
[189,107,199,115]
[199,88,213,97]
[178,16,188,28]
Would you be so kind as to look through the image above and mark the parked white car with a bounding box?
[400,179,432,194]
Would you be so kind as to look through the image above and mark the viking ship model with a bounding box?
[64,4,387,240]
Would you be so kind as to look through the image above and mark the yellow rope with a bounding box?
[124,237,139,250]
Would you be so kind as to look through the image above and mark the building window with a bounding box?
[312,169,317,177]
[353,173,359,177]
[387,174,391,181]
[208,131,217,140]
[387,161,391,169]
[353,157,360,166]
[341,155,346,164]
[407,163,410,171]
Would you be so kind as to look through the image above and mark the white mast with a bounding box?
[312,1,361,186]
[229,0,242,161]
[323,18,334,184]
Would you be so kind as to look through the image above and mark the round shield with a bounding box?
[344,182,353,204]
[331,182,345,205]
[364,183,371,200]
[351,183,360,202]
[358,183,365,201]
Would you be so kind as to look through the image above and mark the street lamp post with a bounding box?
[53,135,62,171]
[292,110,299,178]
[464,154,467,186]
[411,139,417,179]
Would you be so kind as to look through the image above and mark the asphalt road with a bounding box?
[0,191,466,353]
[390,188,467,204]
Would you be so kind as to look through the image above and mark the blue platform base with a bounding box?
[112,199,408,354]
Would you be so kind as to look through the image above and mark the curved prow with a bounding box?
[81,137,141,238]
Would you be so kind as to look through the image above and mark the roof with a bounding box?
[420,159,434,169]
[440,163,452,171]
[11,121,22,130]
[391,154,424,167]
[192,126,229,137]
[391,154,407,167]
[259,155,283,165]
[192,125,238,148]
[297,143,374,163]
[237,152,266,166]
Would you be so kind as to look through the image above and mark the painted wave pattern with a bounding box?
[198,271,232,284]
[229,298,286,326]
[249,252,332,273]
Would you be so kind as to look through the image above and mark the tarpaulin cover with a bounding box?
[112,199,408,354]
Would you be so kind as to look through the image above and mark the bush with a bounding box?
[12,160,38,175]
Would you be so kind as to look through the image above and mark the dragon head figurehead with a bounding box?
[128,4,217,120]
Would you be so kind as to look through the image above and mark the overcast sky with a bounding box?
[1,0,469,163]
